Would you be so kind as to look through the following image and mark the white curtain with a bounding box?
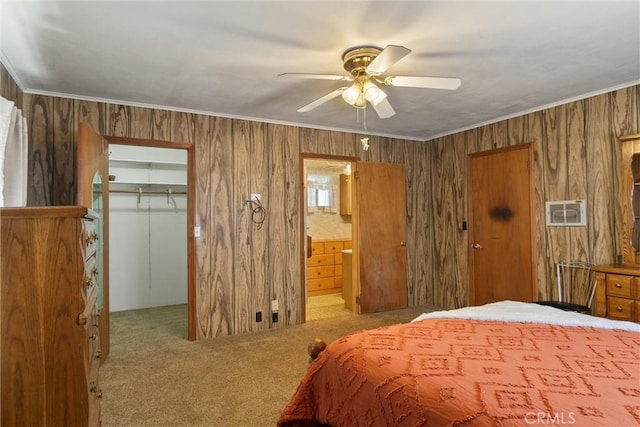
[307,172,338,213]
[0,96,28,207]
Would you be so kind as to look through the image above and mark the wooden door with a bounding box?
[354,162,408,313]
[468,144,535,305]
[77,123,110,358]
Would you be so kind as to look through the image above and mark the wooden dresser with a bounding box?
[308,239,352,296]
[593,264,640,323]
[1,206,103,426]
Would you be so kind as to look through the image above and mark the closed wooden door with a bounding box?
[468,145,535,305]
[354,162,408,313]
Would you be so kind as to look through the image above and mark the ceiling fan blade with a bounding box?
[279,73,351,81]
[384,76,462,90]
[367,45,411,75]
[298,88,345,112]
[371,97,395,119]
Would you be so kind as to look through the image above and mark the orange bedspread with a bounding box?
[278,318,640,426]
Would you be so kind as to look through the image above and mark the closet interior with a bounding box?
[108,144,188,325]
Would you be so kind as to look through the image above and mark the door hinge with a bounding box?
[354,171,359,179]
[355,296,361,304]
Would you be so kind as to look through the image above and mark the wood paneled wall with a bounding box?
[12,78,640,338]
[1,64,23,109]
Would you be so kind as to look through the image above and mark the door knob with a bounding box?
[400,241,407,247]
[472,243,483,249]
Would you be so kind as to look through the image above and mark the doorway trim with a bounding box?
[299,153,358,323]
[106,135,196,341]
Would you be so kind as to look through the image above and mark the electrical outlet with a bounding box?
[256,312,262,323]
[271,299,279,312]
[250,193,261,202]
[272,312,278,323]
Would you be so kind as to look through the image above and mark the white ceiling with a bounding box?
[1,1,638,141]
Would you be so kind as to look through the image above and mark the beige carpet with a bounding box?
[305,292,353,321]
[101,302,440,427]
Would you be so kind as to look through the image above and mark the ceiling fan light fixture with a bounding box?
[363,81,387,105]
[341,84,361,105]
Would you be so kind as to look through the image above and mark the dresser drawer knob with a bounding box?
[616,306,623,312]
[615,283,622,288]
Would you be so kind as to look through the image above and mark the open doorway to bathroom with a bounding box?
[304,157,355,321]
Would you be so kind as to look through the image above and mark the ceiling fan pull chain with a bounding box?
[360,106,370,151]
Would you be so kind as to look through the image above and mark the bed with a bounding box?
[278,301,640,426]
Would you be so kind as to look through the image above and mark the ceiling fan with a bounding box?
[279,45,462,119]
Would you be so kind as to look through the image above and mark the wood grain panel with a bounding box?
[249,120,269,331]
[150,108,172,141]
[527,110,547,299]
[611,86,639,137]
[124,106,152,139]
[300,127,320,153]
[491,121,509,148]
[325,130,346,156]
[507,113,529,146]
[398,139,416,304]
[586,93,616,265]
[565,100,591,302]
[267,123,300,326]
[477,124,496,152]
[1,63,23,108]
[541,105,568,199]
[233,119,264,333]
[24,94,54,206]
[204,115,234,338]
[407,140,432,305]
[430,135,467,308]
[75,100,107,136]
[170,112,196,143]
[107,104,132,137]
[53,97,76,205]
[542,105,569,300]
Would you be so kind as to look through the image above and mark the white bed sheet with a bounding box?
[412,300,640,332]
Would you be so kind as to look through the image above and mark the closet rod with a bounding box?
[109,189,187,195]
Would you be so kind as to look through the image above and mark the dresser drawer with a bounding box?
[84,253,98,290]
[308,277,335,292]
[88,354,102,425]
[308,265,334,279]
[324,241,344,253]
[606,274,634,298]
[83,220,99,259]
[308,253,334,267]
[607,296,634,321]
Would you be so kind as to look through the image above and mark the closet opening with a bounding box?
[106,136,195,341]
[302,156,356,322]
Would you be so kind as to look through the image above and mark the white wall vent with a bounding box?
[545,200,587,226]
